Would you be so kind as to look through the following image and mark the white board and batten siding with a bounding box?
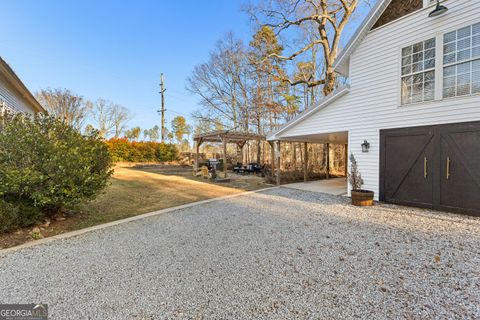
[276,0,480,199]
[0,72,37,114]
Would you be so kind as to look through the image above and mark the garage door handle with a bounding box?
[446,157,451,180]
[424,157,427,178]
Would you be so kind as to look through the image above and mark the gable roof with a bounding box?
[267,85,350,140]
[267,0,413,141]
[334,0,392,76]
[0,57,45,113]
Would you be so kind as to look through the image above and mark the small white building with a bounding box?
[0,56,44,114]
[268,0,480,215]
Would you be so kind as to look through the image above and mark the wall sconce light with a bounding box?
[429,0,448,18]
[361,140,370,153]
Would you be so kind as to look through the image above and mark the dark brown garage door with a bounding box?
[380,121,480,216]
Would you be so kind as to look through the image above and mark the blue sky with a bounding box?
[1,0,371,132]
[1,0,253,131]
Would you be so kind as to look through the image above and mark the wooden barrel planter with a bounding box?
[351,190,374,206]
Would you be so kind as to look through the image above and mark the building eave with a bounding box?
[267,85,350,141]
[0,57,45,113]
[333,0,392,76]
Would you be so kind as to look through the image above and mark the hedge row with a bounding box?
[105,138,179,162]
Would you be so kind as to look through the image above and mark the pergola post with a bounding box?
[193,138,203,175]
[303,142,308,182]
[222,137,228,178]
[344,143,348,177]
[276,140,281,186]
[325,143,330,180]
[268,141,275,173]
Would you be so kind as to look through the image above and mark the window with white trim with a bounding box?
[443,22,480,98]
[401,38,436,105]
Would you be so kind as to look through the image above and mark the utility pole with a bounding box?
[158,73,166,142]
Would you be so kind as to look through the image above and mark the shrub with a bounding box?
[0,113,113,216]
[0,200,20,233]
[106,138,179,162]
[156,142,178,162]
[348,153,364,191]
[0,199,42,233]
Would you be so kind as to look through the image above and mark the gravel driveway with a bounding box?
[1,188,479,319]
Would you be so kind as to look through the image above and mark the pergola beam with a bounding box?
[193,130,265,143]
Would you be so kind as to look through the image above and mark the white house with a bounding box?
[268,0,480,215]
[0,56,44,114]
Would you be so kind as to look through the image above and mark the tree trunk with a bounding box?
[323,68,337,96]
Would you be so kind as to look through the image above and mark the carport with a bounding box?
[283,177,348,196]
[268,130,349,195]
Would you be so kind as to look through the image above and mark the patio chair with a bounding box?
[253,163,263,174]
[245,164,255,175]
[233,163,243,174]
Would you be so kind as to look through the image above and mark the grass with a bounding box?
[136,164,269,191]
[73,166,247,228]
[0,165,267,249]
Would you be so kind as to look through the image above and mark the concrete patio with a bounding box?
[283,177,347,196]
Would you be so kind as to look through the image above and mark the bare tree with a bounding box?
[186,33,250,130]
[36,88,91,129]
[248,0,362,95]
[111,104,132,138]
[90,99,114,138]
[90,99,131,138]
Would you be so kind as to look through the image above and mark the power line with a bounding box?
[165,93,190,103]
[166,109,189,117]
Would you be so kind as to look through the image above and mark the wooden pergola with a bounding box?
[193,130,266,177]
